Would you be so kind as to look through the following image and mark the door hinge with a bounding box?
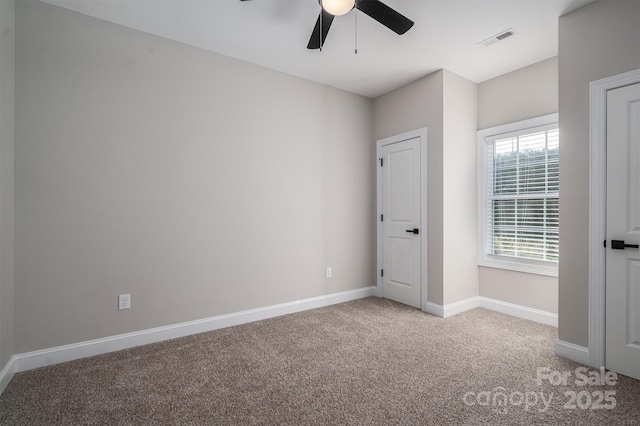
[379,158,383,167]
[604,240,606,248]
[381,269,384,277]
[381,214,383,222]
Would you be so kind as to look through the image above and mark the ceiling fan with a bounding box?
[240,0,414,50]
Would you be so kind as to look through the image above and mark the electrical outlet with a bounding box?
[118,294,131,310]
[326,267,332,278]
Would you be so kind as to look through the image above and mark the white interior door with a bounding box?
[606,82,640,380]
[381,137,421,308]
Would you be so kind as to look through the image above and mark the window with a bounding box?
[477,114,559,276]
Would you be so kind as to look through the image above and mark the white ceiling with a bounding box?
[39,0,593,98]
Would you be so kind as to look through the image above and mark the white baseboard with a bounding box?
[444,297,481,317]
[423,296,558,328]
[12,286,376,374]
[479,297,558,327]
[423,302,444,317]
[0,356,16,395]
[2,288,564,392]
[423,297,480,318]
[554,340,590,366]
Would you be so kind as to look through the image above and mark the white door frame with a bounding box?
[376,128,428,309]
[589,69,640,369]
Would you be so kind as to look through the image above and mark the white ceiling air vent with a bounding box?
[477,28,516,47]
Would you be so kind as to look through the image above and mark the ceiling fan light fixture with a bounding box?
[321,0,355,16]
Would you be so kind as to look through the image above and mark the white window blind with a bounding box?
[484,127,559,262]
[477,114,559,276]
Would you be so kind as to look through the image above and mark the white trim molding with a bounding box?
[423,298,479,319]
[423,302,444,317]
[7,287,376,376]
[376,128,428,309]
[423,296,557,327]
[479,297,558,327]
[0,356,16,395]
[588,69,640,369]
[554,340,590,366]
[420,297,475,319]
[446,297,481,317]
[2,290,562,394]
[477,114,560,277]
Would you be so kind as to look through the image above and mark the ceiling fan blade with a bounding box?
[356,0,414,35]
[307,10,335,49]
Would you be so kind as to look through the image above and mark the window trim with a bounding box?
[477,113,559,277]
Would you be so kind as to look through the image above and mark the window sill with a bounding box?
[478,256,558,277]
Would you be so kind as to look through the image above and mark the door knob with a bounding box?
[406,228,419,235]
[611,240,639,250]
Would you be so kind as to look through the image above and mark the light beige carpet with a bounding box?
[1,297,639,425]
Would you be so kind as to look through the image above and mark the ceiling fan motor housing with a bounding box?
[320,0,356,16]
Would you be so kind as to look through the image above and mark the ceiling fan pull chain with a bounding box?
[354,5,358,54]
[320,9,323,51]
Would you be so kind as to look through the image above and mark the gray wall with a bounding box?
[0,0,15,370]
[478,57,558,130]
[373,70,479,307]
[558,0,640,346]
[14,1,375,353]
[373,71,445,305]
[11,0,635,360]
[442,71,478,304]
[477,57,559,314]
